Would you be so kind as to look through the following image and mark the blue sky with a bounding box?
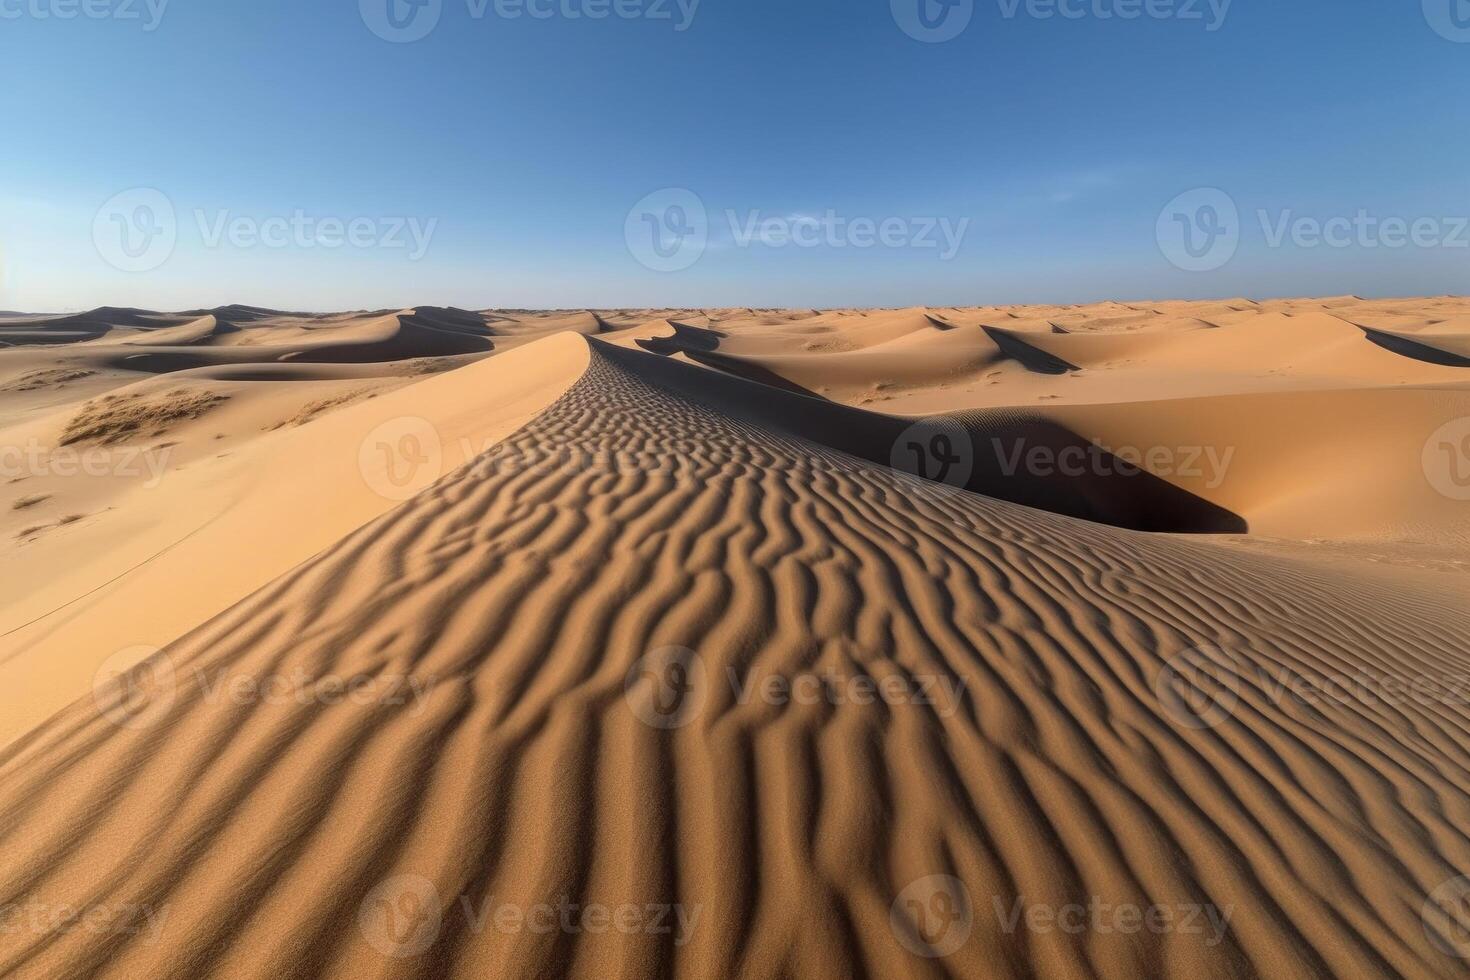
[2,0,1468,311]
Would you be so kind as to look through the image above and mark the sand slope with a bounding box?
[1,326,1469,978]
[2,299,1470,979]
[0,333,587,746]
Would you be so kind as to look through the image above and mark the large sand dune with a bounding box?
[2,298,1470,978]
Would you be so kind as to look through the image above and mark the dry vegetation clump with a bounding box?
[266,388,378,430]
[1,368,96,392]
[61,388,228,446]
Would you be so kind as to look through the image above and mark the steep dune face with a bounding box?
[3,337,1470,979]
[0,310,190,346]
[3,298,1470,980]
[1037,385,1470,544]
[1363,327,1470,368]
[598,342,1244,534]
[0,333,588,746]
[1,308,496,368]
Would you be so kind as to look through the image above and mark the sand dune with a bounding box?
[0,333,587,745]
[2,299,1470,978]
[1362,327,1470,368]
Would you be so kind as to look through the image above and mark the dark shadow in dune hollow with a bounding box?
[1362,328,1470,368]
[597,339,1246,534]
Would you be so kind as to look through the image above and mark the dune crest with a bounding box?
[2,299,1470,978]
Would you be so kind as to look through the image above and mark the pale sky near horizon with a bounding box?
[3,0,1469,312]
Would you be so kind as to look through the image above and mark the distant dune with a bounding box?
[2,298,1470,978]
